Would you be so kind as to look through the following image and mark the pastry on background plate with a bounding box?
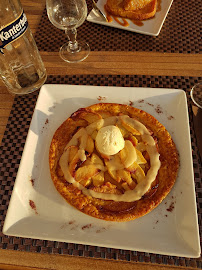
[105,0,157,20]
[49,103,179,222]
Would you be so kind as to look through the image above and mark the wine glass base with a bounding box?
[59,41,90,63]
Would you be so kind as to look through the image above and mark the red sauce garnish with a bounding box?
[97,96,106,101]
[60,220,77,229]
[146,102,154,107]
[166,202,175,212]
[29,200,38,214]
[30,178,35,187]
[129,100,134,106]
[155,104,163,114]
[41,118,49,133]
[168,115,175,120]
[96,227,106,233]
[69,220,75,225]
[82,224,92,230]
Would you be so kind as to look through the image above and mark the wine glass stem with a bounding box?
[65,28,79,52]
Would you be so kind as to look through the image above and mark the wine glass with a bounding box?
[46,0,90,63]
[191,82,202,109]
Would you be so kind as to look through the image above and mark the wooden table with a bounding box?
[0,0,201,269]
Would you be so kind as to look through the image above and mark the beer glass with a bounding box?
[46,0,90,63]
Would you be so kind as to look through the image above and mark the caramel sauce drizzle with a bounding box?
[113,16,129,27]
[104,6,129,27]
[131,20,144,26]
[104,5,113,23]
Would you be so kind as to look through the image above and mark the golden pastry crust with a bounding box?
[49,103,179,222]
[105,0,157,20]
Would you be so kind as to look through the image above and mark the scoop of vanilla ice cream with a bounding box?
[95,125,125,155]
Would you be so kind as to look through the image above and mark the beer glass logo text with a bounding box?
[0,11,28,54]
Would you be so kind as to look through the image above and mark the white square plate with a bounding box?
[87,0,173,36]
[3,84,201,258]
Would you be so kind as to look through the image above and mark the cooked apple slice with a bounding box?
[68,145,79,163]
[131,170,145,183]
[117,169,131,182]
[130,162,145,183]
[119,147,127,164]
[105,154,124,181]
[120,117,141,136]
[92,171,105,186]
[85,135,94,154]
[104,171,123,190]
[68,153,81,177]
[127,161,145,174]
[116,122,129,138]
[121,182,131,191]
[117,169,136,189]
[82,157,92,166]
[119,140,137,168]
[136,149,147,164]
[75,164,99,182]
[105,165,117,181]
[79,111,102,124]
[91,130,98,140]
[128,135,138,147]
[78,133,94,155]
[126,162,136,174]
[79,178,92,187]
[91,153,104,166]
[143,151,150,162]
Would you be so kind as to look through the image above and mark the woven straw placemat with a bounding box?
[0,75,201,268]
[34,0,201,53]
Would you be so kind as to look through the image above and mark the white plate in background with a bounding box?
[87,0,173,36]
[3,84,201,258]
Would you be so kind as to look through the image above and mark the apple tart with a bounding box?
[49,103,179,221]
